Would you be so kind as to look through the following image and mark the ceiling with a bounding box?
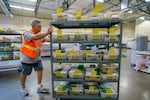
[0,0,150,21]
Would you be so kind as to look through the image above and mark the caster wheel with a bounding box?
[18,68,22,72]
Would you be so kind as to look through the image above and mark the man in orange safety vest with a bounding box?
[20,18,53,96]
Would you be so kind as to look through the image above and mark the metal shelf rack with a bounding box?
[0,32,22,71]
[50,19,123,100]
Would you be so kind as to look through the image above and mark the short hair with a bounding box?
[30,18,41,27]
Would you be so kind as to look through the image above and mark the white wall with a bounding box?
[0,14,51,33]
[116,21,135,43]
[135,19,150,39]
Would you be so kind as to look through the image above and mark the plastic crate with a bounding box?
[85,67,101,81]
[69,84,84,95]
[53,53,67,60]
[100,87,117,98]
[84,85,99,95]
[86,54,96,60]
[68,67,84,79]
[101,73,118,80]
[95,54,103,60]
[74,34,87,41]
[67,54,84,60]
[55,85,68,95]
[53,14,68,21]
[106,34,119,41]
[56,34,69,41]
[54,68,70,78]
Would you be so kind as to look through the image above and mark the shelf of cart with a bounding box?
[53,94,117,100]
[52,41,120,44]
[50,19,122,29]
[52,59,120,64]
[53,77,118,83]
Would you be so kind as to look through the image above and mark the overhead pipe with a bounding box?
[93,0,96,8]
[62,0,76,11]
[134,1,150,9]
[0,0,13,17]
[129,1,150,15]
[69,0,76,6]
[2,0,10,11]
[34,0,41,17]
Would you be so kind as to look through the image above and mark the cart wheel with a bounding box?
[131,64,136,66]
[18,68,22,72]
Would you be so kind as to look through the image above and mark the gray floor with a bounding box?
[0,50,150,100]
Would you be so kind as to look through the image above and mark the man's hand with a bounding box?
[47,26,53,34]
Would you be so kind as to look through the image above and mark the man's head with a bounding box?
[30,18,42,34]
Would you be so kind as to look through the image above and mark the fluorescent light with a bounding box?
[140,16,145,20]
[145,0,150,2]
[97,0,104,2]
[115,24,118,27]
[10,5,34,11]
[28,0,37,2]
[128,10,133,13]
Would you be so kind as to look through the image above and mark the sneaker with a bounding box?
[21,87,29,96]
[37,85,49,93]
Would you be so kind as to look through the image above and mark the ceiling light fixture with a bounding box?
[10,5,34,11]
[139,16,145,20]
[97,0,104,2]
[28,0,37,2]
[128,10,133,13]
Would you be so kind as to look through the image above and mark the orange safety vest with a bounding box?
[20,29,43,58]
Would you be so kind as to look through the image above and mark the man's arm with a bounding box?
[31,26,53,40]
[31,32,50,40]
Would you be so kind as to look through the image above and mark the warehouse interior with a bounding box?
[0,0,150,100]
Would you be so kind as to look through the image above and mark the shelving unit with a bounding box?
[0,32,22,72]
[50,19,123,100]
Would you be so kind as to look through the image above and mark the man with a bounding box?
[20,18,53,96]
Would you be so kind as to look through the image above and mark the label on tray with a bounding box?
[76,11,81,17]
[58,86,62,92]
[72,87,78,91]
[55,50,61,55]
[55,71,62,77]
[89,86,94,91]
[69,50,75,55]
[92,2,104,14]
[109,27,115,34]
[93,28,100,34]
[85,50,91,55]
[57,29,62,35]
[56,8,62,14]
[75,69,81,75]
[107,69,112,75]
[91,70,97,76]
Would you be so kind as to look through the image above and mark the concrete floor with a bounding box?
[0,50,150,100]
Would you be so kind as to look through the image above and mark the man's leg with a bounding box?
[37,70,43,84]
[20,73,27,87]
[20,62,32,96]
[35,60,49,93]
